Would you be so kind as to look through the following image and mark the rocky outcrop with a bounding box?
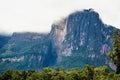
[54,9,115,68]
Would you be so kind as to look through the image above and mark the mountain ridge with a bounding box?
[0,9,117,73]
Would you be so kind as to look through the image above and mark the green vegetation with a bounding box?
[1,27,120,79]
[0,36,57,74]
[108,29,120,74]
[0,65,120,80]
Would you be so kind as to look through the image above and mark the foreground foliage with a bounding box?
[0,65,120,80]
[108,29,120,74]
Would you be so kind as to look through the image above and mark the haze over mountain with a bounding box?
[0,9,117,73]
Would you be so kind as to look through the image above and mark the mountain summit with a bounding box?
[0,9,116,73]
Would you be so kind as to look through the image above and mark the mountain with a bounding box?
[0,9,117,73]
[54,9,115,69]
[0,32,57,73]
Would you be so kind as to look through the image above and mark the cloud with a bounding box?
[0,0,120,34]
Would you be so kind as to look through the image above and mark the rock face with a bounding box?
[0,9,116,73]
[55,9,115,69]
[49,18,66,62]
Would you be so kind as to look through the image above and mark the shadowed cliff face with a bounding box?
[0,9,116,73]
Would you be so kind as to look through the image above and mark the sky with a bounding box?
[0,0,120,34]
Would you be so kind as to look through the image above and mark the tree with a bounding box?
[108,29,120,74]
[68,68,81,80]
[94,66,109,79]
[1,70,14,80]
[82,65,94,80]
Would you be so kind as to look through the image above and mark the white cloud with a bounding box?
[0,0,120,34]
